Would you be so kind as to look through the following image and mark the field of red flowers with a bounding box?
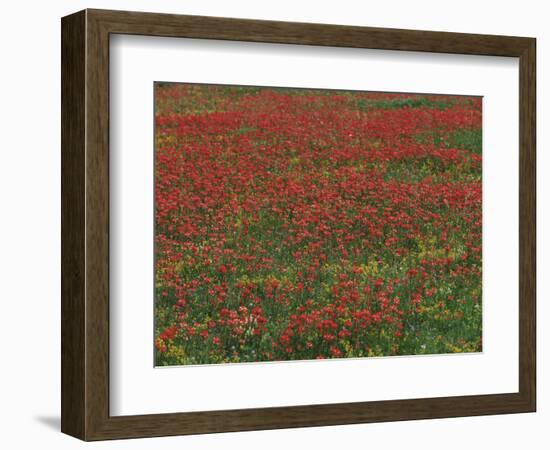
[154,83,482,366]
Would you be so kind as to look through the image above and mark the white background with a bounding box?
[110,35,518,415]
[0,0,547,449]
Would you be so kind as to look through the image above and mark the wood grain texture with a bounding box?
[61,10,86,439]
[84,10,111,439]
[518,39,536,409]
[61,8,537,441]
[89,8,532,56]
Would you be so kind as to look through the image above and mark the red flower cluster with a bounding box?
[154,84,482,365]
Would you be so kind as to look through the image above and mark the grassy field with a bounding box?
[154,84,482,366]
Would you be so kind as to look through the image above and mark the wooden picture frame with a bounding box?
[61,8,536,441]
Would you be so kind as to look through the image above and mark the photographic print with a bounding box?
[154,83,482,366]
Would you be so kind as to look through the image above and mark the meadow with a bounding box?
[154,83,482,366]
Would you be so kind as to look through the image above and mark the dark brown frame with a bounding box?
[61,8,536,441]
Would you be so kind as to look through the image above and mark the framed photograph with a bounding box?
[61,9,536,441]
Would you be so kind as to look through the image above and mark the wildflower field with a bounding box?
[154,83,482,366]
